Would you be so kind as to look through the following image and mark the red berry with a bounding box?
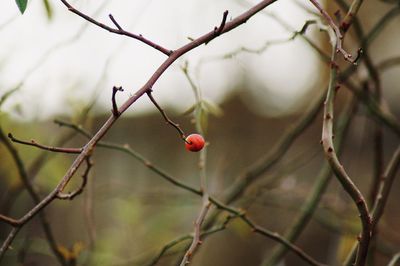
[185,134,205,152]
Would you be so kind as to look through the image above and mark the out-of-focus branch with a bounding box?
[340,0,364,32]
[0,128,67,265]
[8,133,82,154]
[388,253,400,266]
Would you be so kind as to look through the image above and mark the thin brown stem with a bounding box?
[308,0,359,64]
[111,86,124,117]
[56,158,93,200]
[60,0,172,56]
[8,133,82,154]
[321,48,371,266]
[146,90,188,142]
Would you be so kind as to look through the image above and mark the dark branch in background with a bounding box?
[0,1,280,262]
[8,133,82,154]
[0,128,67,265]
[340,0,364,32]
[111,86,124,117]
[146,90,188,142]
[371,145,400,228]
[56,158,93,200]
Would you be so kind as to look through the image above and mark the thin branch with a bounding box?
[308,0,359,64]
[340,0,364,32]
[321,48,371,266]
[56,158,93,200]
[146,216,233,266]
[371,145,400,228]
[377,56,400,72]
[214,10,229,36]
[111,86,124,117]
[0,128,67,265]
[7,133,82,154]
[0,214,20,227]
[179,200,212,266]
[146,90,188,142]
[60,0,172,56]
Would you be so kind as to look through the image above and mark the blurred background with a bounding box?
[0,0,400,265]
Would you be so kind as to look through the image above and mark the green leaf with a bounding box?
[42,0,53,20]
[15,0,28,14]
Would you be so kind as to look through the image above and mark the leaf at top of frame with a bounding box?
[15,0,28,14]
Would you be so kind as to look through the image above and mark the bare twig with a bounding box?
[340,0,364,32]
[111,86,124,116]
[57,158,93,200]
[214,10,229,36]
[146,90,187,142]
[308,0,359,64]
[8,133,82,154]
[60,0,172,56]
[179,200,212,266]
[321,48,371,266]
[0,128,67,265]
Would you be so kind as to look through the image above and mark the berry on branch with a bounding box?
[185,134,205,152]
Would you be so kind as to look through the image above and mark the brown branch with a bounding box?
[0,128,67,265]
[7,133,82,154]
[371,144,400,229]
[56,158,93,200]
[60,0,172,56]
[0,0,279,261]
[146,90,188,142]
[0,214,19,227]
[214,10,229,35]
[179,199,212,266]
[321,48,371,266]
[340,0,364,33]
[308,0,359,64]
[111,86,124,117]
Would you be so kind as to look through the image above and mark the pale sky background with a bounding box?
[0,0,323,121]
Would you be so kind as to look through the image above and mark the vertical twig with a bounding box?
[321,48,371,266]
